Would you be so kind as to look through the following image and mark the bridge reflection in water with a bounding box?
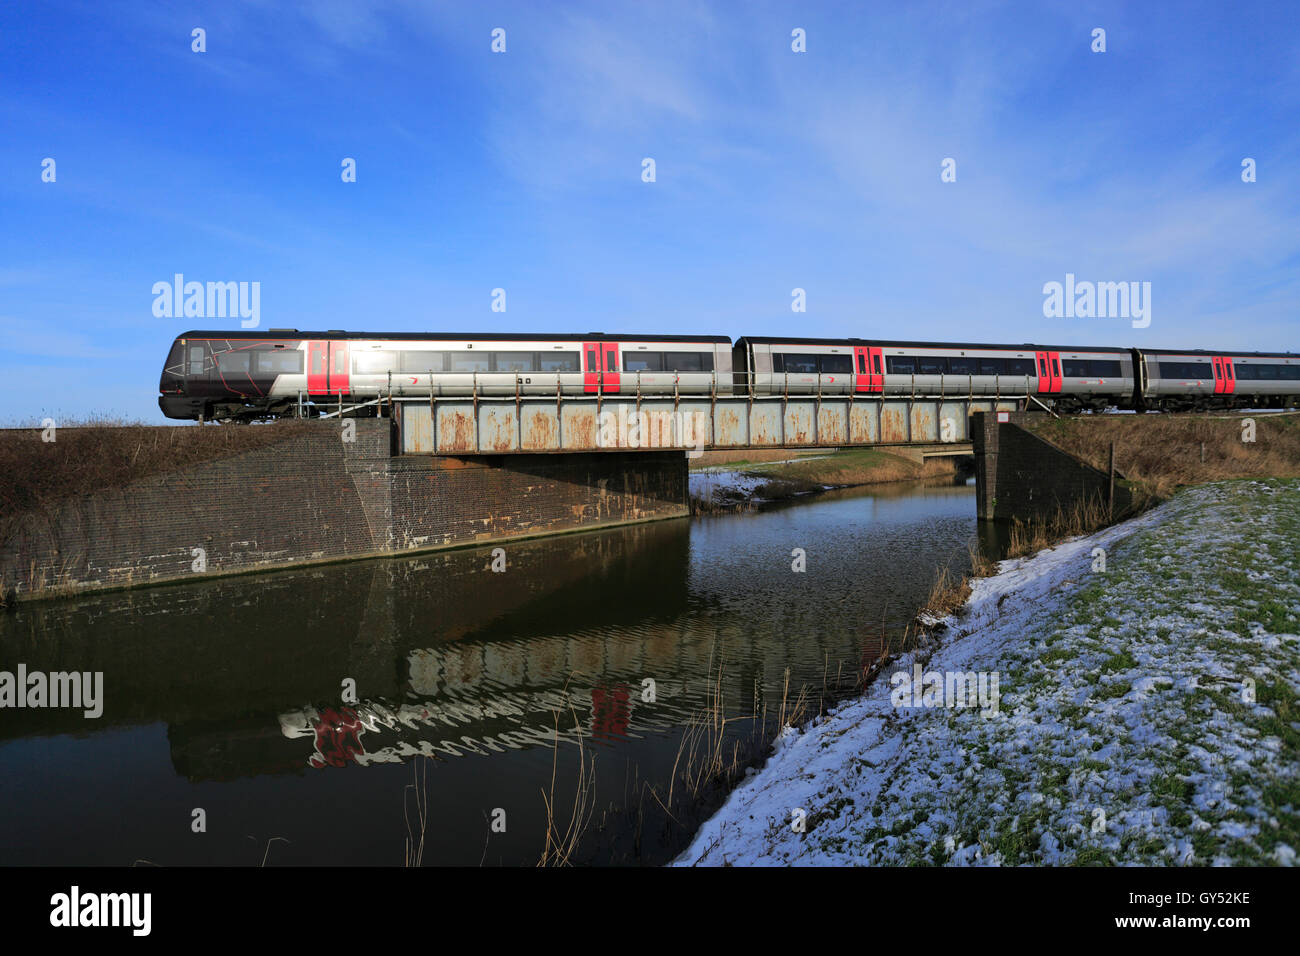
[0,479,979,865]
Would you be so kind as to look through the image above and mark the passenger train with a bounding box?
[158,329,1300,421]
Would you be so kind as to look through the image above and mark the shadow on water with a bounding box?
[0,478,979,865]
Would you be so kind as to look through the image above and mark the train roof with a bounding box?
[734,336,1129,352]
[177,330,732,344]
[1137,348,1297,358]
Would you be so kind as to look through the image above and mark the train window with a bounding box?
[400,351,444,373]
[353,351,397,374]
[665,352,713,372]
[873,355,882,375]
[215,350,251,374]
[1158,361,1213,379]
[1005,358,1036,376]
[1062,360,1089,377]
[949,357,974,375]
[917,357,946,375]
[447,352,490,372]
[886,355,916,374]
[334,349,346,374]
[821,354,852,374]
[258,349,304,374]
[857,353,866,373]
[1091,360,1122,377]
[311,349,324,375]
[625,352,663,372]
[782,354,820,374]
[771,353,783,373]
[188,345,205,375]
[494,352,535,373]
[606,350,618,372]
[1237,363,1300,380]
[1052,358,1061,377]
[586,348,598,371]
[539,352,580,372]
[980,357,1005,375]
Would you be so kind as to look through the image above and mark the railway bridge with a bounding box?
[340,390,1027,457]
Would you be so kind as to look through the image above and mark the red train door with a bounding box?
[583,342,619,394]
[1213,356,1236,395]
[1034,351,1062,394]
[854,346,884,393]
[601,342,620,393]
[308,341,329,395]
[329,341,350,396]
[583,341,600,394]
[869,347,884,392]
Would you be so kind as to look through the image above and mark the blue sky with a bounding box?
[2,1,1297,421]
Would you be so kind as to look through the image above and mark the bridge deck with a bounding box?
[383,393,1023,455]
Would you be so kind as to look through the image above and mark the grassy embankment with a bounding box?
[922,412,1300,617]
[1025,412,1300,499]
[0,417,312,549]
[680,480,1300,865]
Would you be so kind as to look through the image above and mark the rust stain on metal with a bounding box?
[522,410,558,450]
[565,409,597,450]
[482,408,517,453]
[785,407,813,445]
[750,407,779,445]
[818,410,846,445]
[849,405,874,444]
[910,406,936,442]
[881,407,907,443]
[439,410,476,453]
[716,406,743,446]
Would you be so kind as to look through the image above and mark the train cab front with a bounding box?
[158,335,209,420]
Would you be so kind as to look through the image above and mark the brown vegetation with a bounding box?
[750,447,956,490]
[1003,495,1116,560]
[921,565,972,619]
[1025,413,1300,500]
[0,418,315,547]
[692,447,962,513]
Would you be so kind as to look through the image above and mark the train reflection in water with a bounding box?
[0,479,979,865]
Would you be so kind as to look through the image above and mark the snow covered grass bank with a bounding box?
[675,479,1300,866]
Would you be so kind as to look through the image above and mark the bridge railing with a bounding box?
[293,369,1036,418]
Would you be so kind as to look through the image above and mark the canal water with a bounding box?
[0,478,978,866]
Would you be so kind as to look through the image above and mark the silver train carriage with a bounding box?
[159,330,733,420]
[1137,349,1300,411]
[733,337,1136,412]
[159,330,1297,421]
